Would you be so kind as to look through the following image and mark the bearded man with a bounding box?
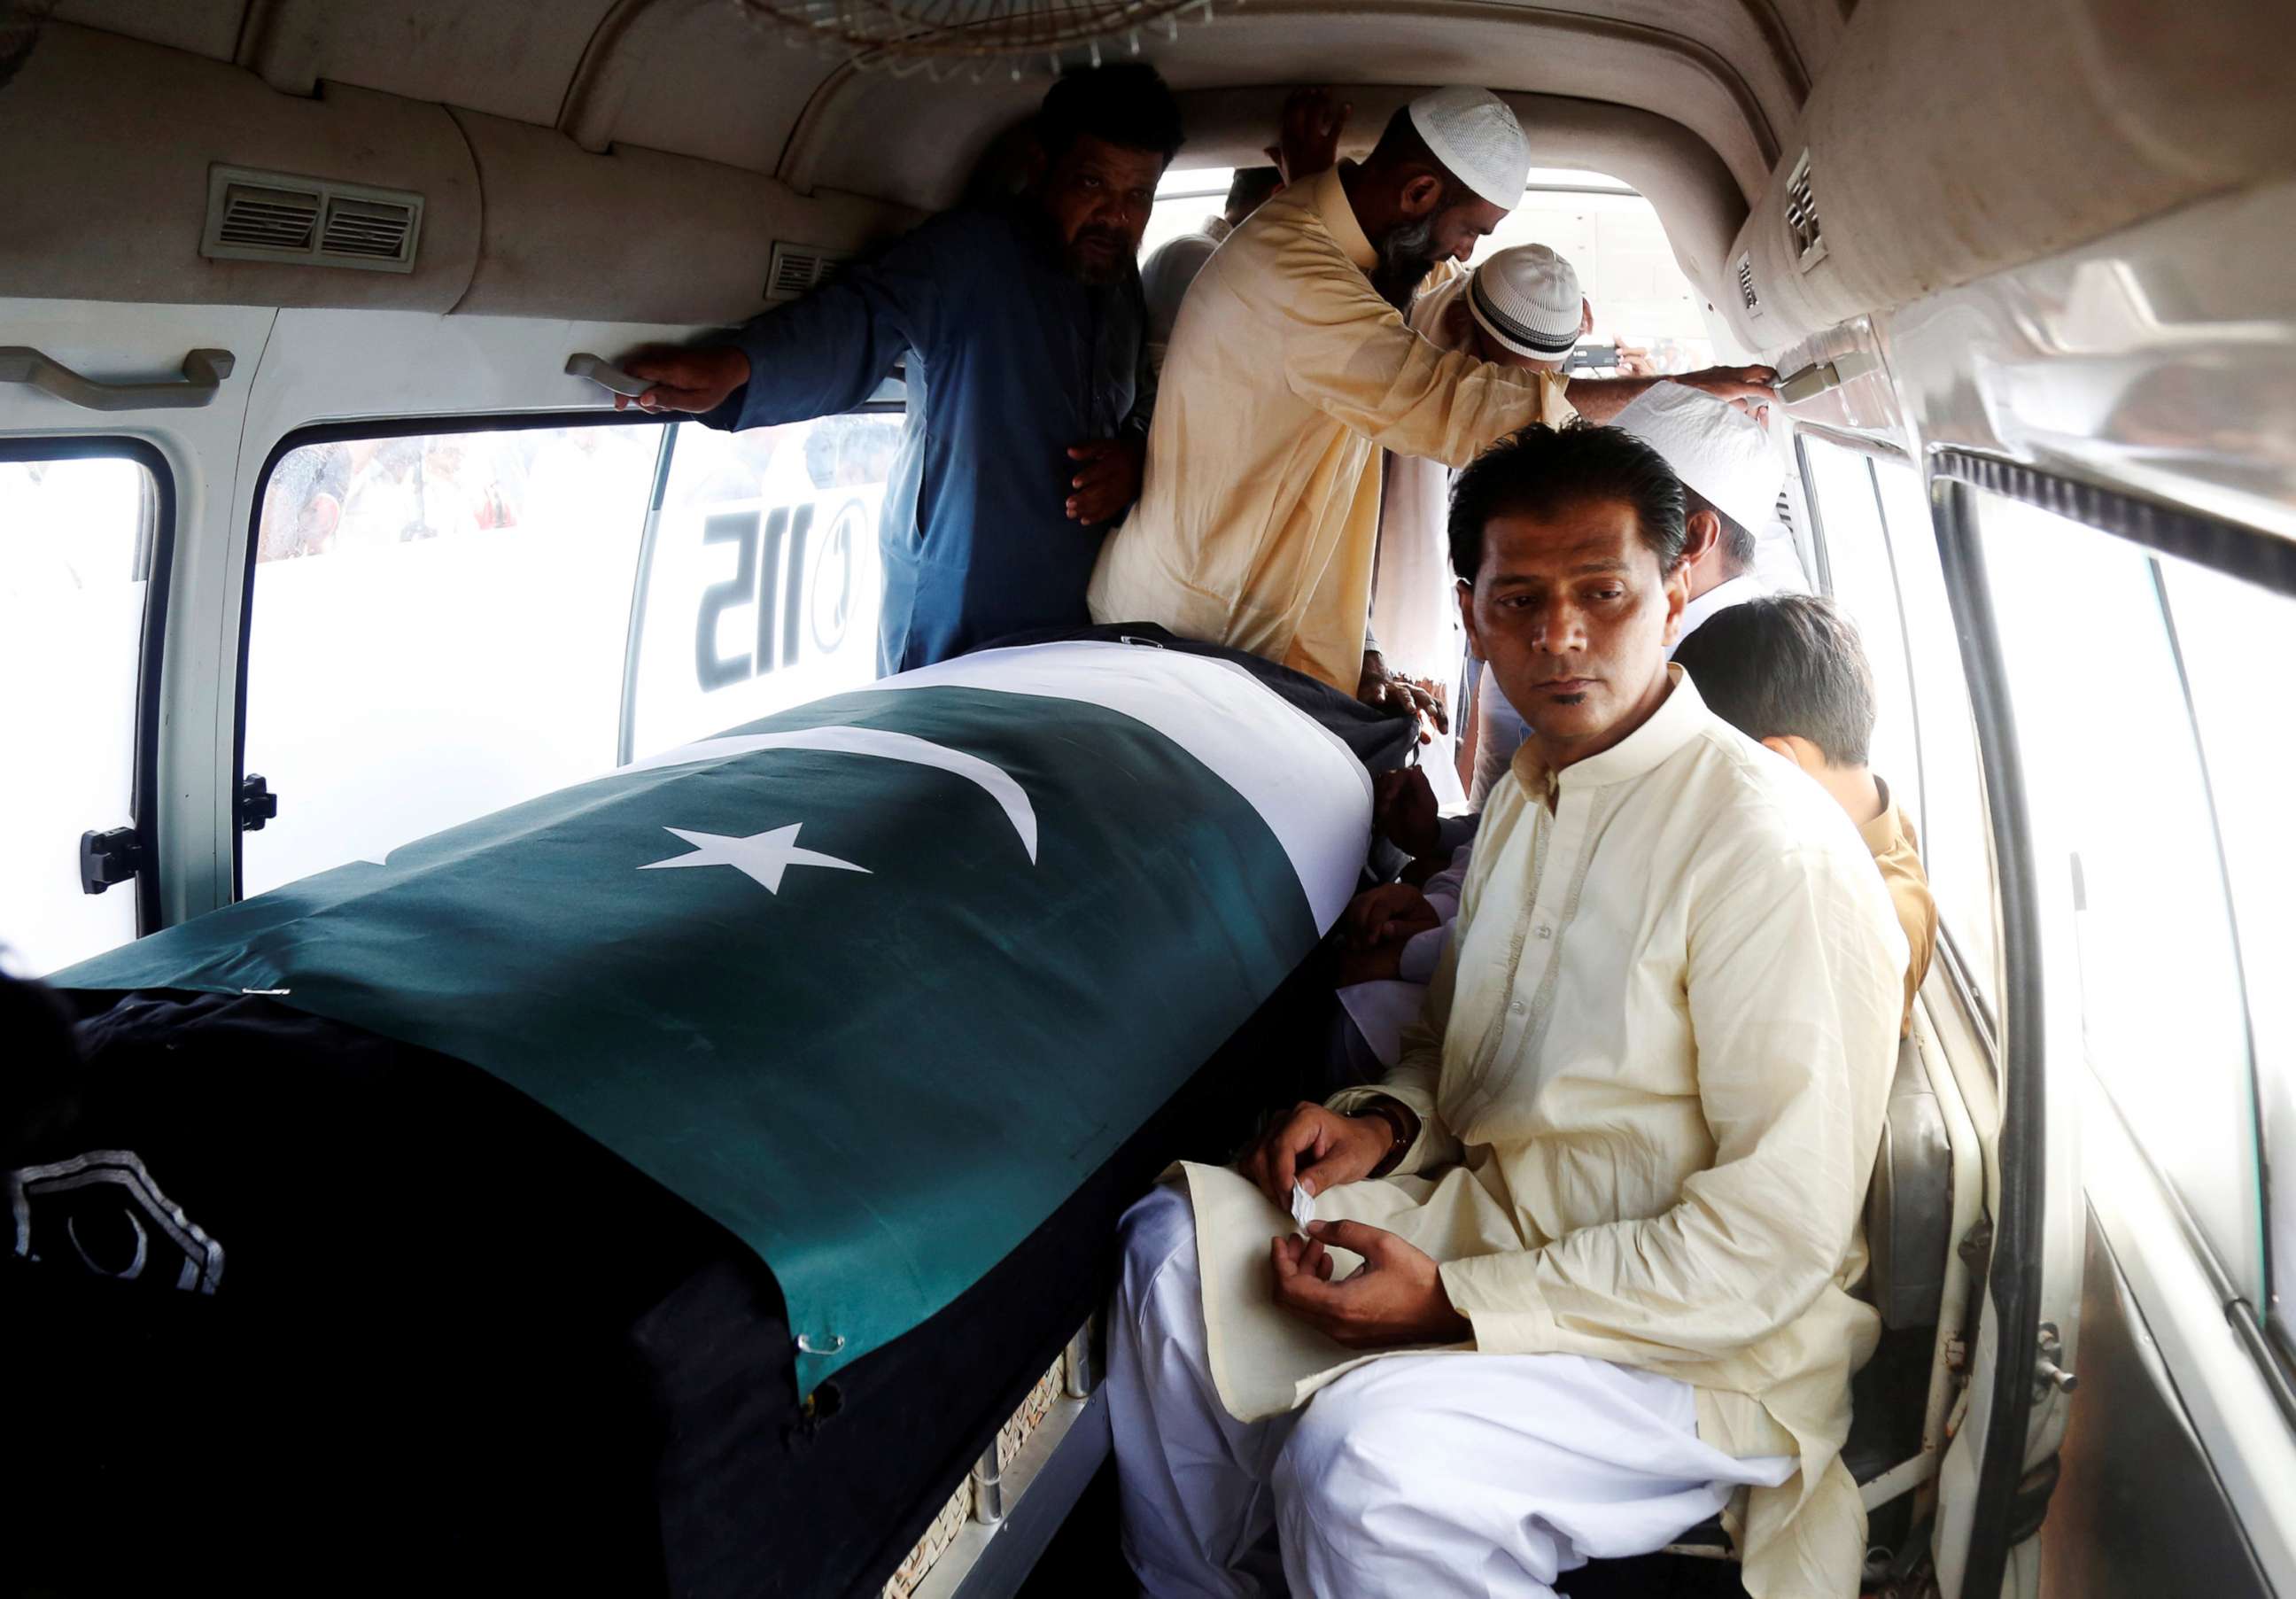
[1088,87,1772,724]
[615,64,1182,672]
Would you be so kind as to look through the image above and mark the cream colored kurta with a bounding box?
[1087,168,1573,690]
[1177,669,1906,1599]
[1368,268,1512,691]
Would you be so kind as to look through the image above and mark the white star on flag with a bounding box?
[638,824,870,894]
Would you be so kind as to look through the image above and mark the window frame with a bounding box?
[1796,426,2008,1041]
[0,432,177,936]
[1930,468,2055,1599]
[233,400,911,897]
[1932,454,2296,1597]
[233,409,671,901]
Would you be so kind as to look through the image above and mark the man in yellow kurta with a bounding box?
[1088,86,1775,719]
[1107,423,1906,1598]
[1088,86,1573,708]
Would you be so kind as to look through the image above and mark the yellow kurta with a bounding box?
[1087,167,1573,690]
[1177,669,1906,1598]
[1861,779,1939,1035]
[1368,268,1485,689]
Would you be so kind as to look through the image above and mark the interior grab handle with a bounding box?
[1777,349,1881,406]
[0,345,237,411]
[565,352,651,400]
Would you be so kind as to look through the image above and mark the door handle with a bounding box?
[0,346,237,411]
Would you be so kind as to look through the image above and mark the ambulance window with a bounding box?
[1978,491,2267,1311]
[241,420,665,897]
[2147,555,2293,1337]
[239,410,901,899]
[1143,166,1233,260]
[622,410,899,762]
[1144,167,1734,374]
[1796,439,1924,850]
[1481,169,1725,371]
[0,445,167,974]
[1871,456,2001,1005]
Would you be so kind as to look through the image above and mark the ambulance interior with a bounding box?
[3,3,2292,1597]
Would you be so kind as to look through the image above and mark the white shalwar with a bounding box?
[1111,1185,1795,1597]
[1129,669,1904,1599]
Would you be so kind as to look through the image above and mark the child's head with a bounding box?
[1670,594,1876,775]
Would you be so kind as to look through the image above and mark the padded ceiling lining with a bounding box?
[233,0,621,123]
[784,0,1794,210]
[562,0,826,171]
[51,0,245,61]
[0,23,481,313]
[49,0,1825,210]
[450,106,914,323]
[17,0,1849,326]
[1721,0,2296,350]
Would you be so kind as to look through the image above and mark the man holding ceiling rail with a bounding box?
[613,64,1183,675]
[1090,87,1774,724]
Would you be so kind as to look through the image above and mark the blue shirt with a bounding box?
[705,206,1152,673]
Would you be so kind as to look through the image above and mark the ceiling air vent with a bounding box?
[767,242,853,302]
[214,181,320,252]
[201,166,423,274]
[1734,252,1760,314]
[320,196,418,265]
[1784,151,1826,270]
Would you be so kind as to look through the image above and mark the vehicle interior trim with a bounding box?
[1932,474,2051,1598]
[0,432,177,935]
[1931,450,2296,601]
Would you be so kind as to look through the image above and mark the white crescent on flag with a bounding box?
[618,724,1040,862]
[858,641,1374,933]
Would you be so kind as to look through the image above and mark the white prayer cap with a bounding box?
[1611,381,1783,533]
[1407,86,1531,210]
[1468,244,1582,361]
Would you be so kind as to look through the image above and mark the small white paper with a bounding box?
[1289,1180,1315,1231]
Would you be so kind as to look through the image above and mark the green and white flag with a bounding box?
[56,640,1380,1392]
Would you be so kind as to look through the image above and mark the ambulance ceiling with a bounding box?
[26,0,2290,347]
[45,0,1837,209]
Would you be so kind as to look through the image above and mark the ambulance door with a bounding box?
[0,305,272,972]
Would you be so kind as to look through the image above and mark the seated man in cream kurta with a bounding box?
[1108,423,1906,1599]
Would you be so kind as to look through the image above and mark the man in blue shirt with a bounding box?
[617,65,1183,673]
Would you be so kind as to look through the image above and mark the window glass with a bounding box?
[242,411,902,899]
[1979,492,2265,1305]
[1872,457,2001,1002]
[624,413,896,761]
[0,452,159,973]
[243,423,667,896]
[1144,166,1734,374]
[1798,439,1924,841]
[2152,557,2292,1328]
[1481,172,1718,372]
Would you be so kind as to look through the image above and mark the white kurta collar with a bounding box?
[1511,664,1710,800]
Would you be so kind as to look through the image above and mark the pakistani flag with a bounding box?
[54,639,1385,1393]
